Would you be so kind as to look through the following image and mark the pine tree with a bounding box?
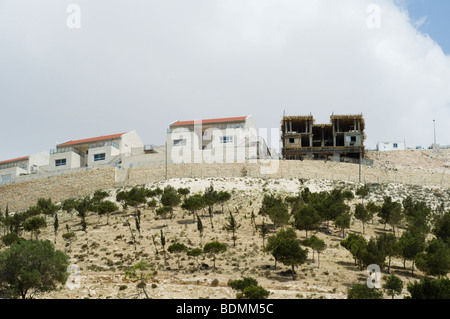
[135,209,141,237]
[160,229,166,261]
[293,204,321,238]
[196,213,204,246]
[398,230,425,275]
[187,248,203,270]
[203,241,227,269]
[383,275,404,299]
[224,210,241,247]
[168,242,188,270]
[377,233,400,274]
[203,184,218,228]
[53,212,59,244]
[415,239,450,278]
[303,235,326,268]
[259,219,270,251]
[356,185,369,204]
[354,204,373,235]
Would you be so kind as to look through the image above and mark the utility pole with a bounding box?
[433,120,436,145]
[359,149,362,183]
[165,141,168,180]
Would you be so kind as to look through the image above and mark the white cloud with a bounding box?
[414,15,428,28]
[0,0,449,160]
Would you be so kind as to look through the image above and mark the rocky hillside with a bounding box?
[19,176,448,299]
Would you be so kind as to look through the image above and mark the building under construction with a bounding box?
[281,114,365,163]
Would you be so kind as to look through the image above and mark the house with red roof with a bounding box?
[0,152,49,184]
[48,130,144,170]
[167,115,271,164]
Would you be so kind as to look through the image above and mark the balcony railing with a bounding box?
[88,141,119,149]
[51,147,84,157]
[0,162,27,170]
[168,127,192,134]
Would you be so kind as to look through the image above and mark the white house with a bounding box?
[167,115,272,164]
[0,152,49,183]
[376,141,406,152]
[48,131,144,171]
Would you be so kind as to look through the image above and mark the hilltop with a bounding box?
[0,149,449,299]
[15,176,449,299]
[367,148,450,174]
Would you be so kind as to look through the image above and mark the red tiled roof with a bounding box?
[171,116,248,127]
[0,156,29,165]
[57,133,127,147]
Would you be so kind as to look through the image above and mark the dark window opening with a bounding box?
[301,135,310,147]
[55,159,66,167]
[94,153,106,161]
[336,134,345,146]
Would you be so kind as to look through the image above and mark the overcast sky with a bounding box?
[1,0,449,160]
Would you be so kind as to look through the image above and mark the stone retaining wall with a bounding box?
[0,167,116,212]
[1,160,448,212]
[128,160,449,189]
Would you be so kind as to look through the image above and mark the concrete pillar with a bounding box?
[333,152,340,162]
[321,127,325,147]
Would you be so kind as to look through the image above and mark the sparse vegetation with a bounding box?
[347,283,383,299]
[168,242,188,270]
[228,277,270,299]
[0,170,448,299]
[203,241,227,269]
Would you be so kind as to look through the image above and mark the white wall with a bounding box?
[377,142,406,152]
[28,152,50,171]
[122,145,167,168]
[167,117,262,164]
[120,131,144,155]
[49,152,82,171]
[0,166,27,180]
[88,145,121,167]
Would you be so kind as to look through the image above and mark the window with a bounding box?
[351,136,357,142]
[55,159,66,167]
[220,136,233,144]
[227,123,243,129]
[289,138,295,144]
[393,143,398,149]
[173,139,186,146]
[94,153,106,161]
[1,174,11,183]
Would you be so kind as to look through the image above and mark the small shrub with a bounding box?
[228,277,269,299]
[211,278,219,287]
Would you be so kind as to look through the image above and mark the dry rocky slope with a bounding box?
[3,149,450,299]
